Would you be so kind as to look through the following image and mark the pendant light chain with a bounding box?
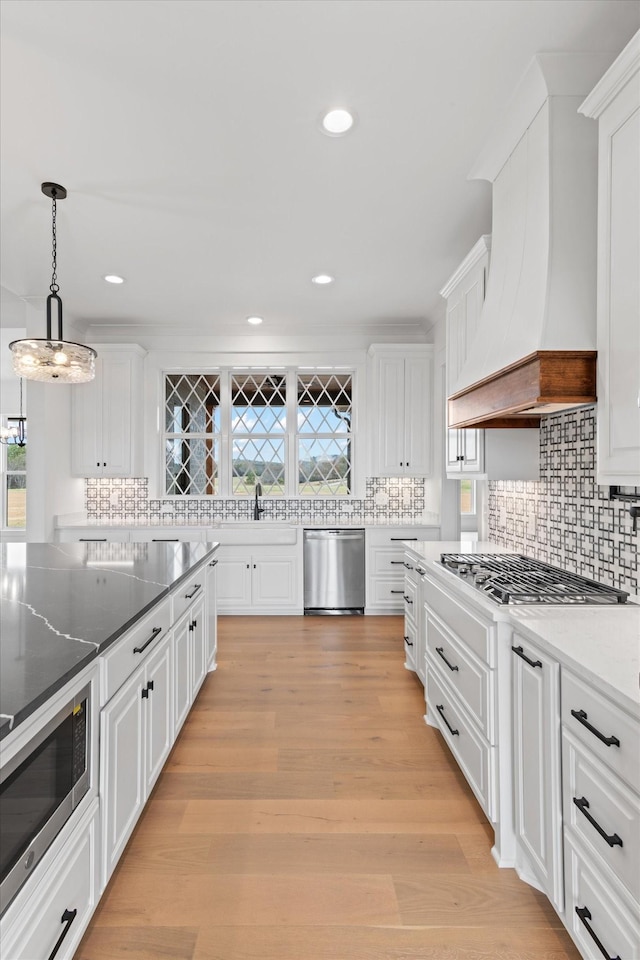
[50,194,59,295]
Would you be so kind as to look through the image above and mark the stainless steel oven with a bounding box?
[0,682,91,916]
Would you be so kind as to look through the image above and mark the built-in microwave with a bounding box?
[0,682,91,916]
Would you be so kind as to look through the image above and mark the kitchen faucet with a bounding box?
[253,482,264,520]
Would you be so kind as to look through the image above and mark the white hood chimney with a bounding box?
[448,54,613,428]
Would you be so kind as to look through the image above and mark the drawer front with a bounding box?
[368,578,406,609]
[426,611,493,742]
[3,803,98,960]
[404,620,417,672]
[366,528,435,547]
[172,564,206,623]
[427,668,493,819]
[563,728,640,905]
[564,832,640,960]
[369,545,407,577]
[562,669,640,794]
[102,597,171,702]
[402,576,418,620]
[423,577,492,665]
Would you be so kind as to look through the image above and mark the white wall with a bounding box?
[0,328,25,415]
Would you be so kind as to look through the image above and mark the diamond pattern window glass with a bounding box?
[164,374,220,495]
[231,373,286,496]
[297,373,353,495]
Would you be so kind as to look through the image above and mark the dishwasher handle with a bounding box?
[304,530,364,540]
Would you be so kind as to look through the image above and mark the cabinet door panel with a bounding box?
[71,376,102,477]
[253,558,296,607]
[512,639,563,910]
[216,558,252,608]
[190,595,207,696]
[173,617,191,735]
[101,673,144,886]
[145,636,173,795]
[376,356,405,475]
[101,356,133,476]
[404,356,431,476]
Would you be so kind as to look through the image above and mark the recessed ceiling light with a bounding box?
[312,274,334,285]
[321,109,355,136]
[246,316,263,325]
[104,274,125,284]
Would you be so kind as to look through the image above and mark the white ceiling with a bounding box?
[1,0,638,340]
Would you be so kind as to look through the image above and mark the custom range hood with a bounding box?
[448,53,612,429]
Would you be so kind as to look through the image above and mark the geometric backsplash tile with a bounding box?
[86,476,428,525]
[488,405,638,595]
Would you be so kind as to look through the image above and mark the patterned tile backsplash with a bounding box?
[85,477,428,524]
[488,406,638,595]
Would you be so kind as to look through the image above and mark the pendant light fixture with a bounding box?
[9,183,97,383]
[0,378,26,447]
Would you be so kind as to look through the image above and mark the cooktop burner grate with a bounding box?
[439,553,629,605]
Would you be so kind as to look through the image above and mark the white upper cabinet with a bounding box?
[71,345,146,478]
[368,344,432,478]
[580,32,640,486]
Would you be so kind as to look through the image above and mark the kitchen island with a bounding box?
[0,540,218,960]
[0,540,218,740]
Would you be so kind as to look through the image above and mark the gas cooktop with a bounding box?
[439,553,629,605]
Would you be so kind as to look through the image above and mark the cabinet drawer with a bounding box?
[563,728,640,905]
[423,577,492,665]
[368,578,406,609]
[172,564,206,623]
[562,669,640,793]
[426,611,493,742]
[101,597,171,703]
[564,832,640,960]
[402,577,418,619]
[427,668,493,819]
[369,546,406,577]
[404,621,417,672]
[3,802,98,960]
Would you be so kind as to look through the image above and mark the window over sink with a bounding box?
[162,369,354,498]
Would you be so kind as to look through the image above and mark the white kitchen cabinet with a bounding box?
[441,238,539,481]
[403,553,427,683]
[365,526,439,614]
[561,666,640,959]
[511,634,563,912]
[71,344,146,478]
[580,33,640,485]
[206,558,218,670]
[216,545,301,614]
[56,528,130,543]
[0,799,100,960]
[100,630,172,887]
[173,593,207,736]
[368,345,433,478]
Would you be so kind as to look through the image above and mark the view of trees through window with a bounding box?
[164,370,353,497]
[5,421,26,528]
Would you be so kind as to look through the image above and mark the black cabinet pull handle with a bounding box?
[403,595,413,604]
[416,567,426,575]
[209,559,218,566]
[152,538,179,541]
[142,684,150,699]
[403,636,414,647]
[48,908,77,960]
[184,583,202,599]
[390,560,404,565]
[133,626,163,654]
[79,538,107,542]
[436,703,459,736]
[147,680,154,693]
[391,537,417,541]
[573,797,623,848]
[570,709,620,747]
[511,645,542,669]
[404,562,413,570]
[575,906,621,960]
[390,589,404,594]
[436,646,459,672]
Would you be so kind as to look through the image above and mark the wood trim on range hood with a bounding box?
[448,351,597,429]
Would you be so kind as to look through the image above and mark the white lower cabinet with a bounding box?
[173,594,207,737]
[511,635,563,911]
[206,558,218,670]
[365,527,439,614]
[216,545,300,614]
[0,799,100,960]
[100,631,172,887]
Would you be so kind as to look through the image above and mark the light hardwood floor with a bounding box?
[76,616,581,960]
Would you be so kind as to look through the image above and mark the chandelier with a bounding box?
[9,183,97,383]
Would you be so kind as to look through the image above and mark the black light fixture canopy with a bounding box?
[9,182,97,383]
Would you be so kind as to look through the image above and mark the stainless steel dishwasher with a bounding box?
[303,528,365,614]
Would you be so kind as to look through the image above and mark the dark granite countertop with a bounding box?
[0,541,218,741]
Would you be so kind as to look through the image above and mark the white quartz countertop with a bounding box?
[404,541,640,716]
[55,516,440,530]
